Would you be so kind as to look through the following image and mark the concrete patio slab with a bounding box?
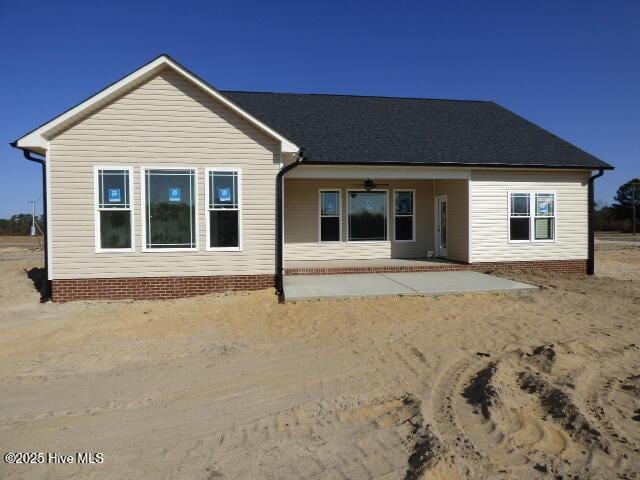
[384,271,538,295]
[284,273,415,300]
[283,271,538,301]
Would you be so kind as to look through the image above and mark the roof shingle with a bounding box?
[223,91,612,170]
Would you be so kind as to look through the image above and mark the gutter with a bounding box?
[275,151,304,299]
[297,160,614,171]
[587,168,605,275]
[9,143,51,301]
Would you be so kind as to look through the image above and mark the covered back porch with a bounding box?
[283,164,470,274]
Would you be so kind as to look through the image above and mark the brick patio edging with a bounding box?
[284,259,588,276]
[51,274,276,302]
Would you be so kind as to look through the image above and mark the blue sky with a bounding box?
[1,0,638,217]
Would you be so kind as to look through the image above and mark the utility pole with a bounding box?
[634,181,638,236]
[30,200,36,236]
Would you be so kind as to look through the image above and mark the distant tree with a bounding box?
[595,178,640,232]
[594,204,629,232]
[615,178,640,234]
[614,178,640,210]
[0,214,45,236]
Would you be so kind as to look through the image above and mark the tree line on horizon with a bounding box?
[0,214,45,236]
[595,178,640,233]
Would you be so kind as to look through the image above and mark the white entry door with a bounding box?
[436,196,447,257]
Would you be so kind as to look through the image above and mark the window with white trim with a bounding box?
[143,168,197,250]
[319,190,341,242]
[394,190,414,241]
[509,192,555,242]
[96,168,133,250]
[534,193,555,240]
[348,191,388,241]
[207,169,241,249]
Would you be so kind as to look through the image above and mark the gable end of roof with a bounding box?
[13,54,299,154]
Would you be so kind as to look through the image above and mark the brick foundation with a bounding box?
[51,259,587,302]
[471,259,588,274]
[51,274,276,302]
[285,263,469,275]
[285,259,588,276]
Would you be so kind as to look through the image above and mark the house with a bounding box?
[11,54,613,302]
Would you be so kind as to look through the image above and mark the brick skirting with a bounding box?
[51,274,276,302]
[285,259,588,276]
[285,263,469,275]
[472,259,588,274]
[51,260,587,302]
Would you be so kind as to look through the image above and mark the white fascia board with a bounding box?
[15,56,168,150]
[15,55,299,154]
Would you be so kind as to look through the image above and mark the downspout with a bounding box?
[275,150,304,299]
[10,145,51,300]
[587,169,605,275]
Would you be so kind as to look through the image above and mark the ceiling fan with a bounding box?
[349,178,390,192]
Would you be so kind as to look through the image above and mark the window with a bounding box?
[348,191,388,241]
[95,167,133,251]
[206,169,241,250]
[143,168,197,250]
[509,193,531,241]
[509,192,556,242]
[319,190,341,242]
[534,193,555,241]
[394,190,415,241]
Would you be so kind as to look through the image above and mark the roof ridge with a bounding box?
[221,90,491,103]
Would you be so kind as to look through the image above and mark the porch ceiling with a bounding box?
[285,164,470,180]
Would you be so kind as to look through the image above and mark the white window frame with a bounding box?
[140,166,199,252]
[318,189,342,243]
[346,189,389,243]
[393,189,416,243]
[93,166,135,253]
[205,167,242,252]
[507,191,557,244]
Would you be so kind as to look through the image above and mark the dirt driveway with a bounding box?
[0,242,638,479]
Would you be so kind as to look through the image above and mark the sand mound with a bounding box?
[526,343,557,372]
[438,343,637,479]
[518,370,611,453]
[402,395,445,480]
[462,362,500,419]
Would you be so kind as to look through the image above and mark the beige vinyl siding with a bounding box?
[434,179,469,262]
[469,170,590,262]
[49,67,280,279]
[284,179,435,261]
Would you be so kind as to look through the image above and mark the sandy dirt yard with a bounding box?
[0,239,638,480]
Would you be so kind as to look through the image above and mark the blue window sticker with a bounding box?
[537,197,551,215]
[169,188,181,202]
[108,188,121,203]
[218,187,231,202]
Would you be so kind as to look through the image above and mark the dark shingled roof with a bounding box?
[222,91,612,170]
